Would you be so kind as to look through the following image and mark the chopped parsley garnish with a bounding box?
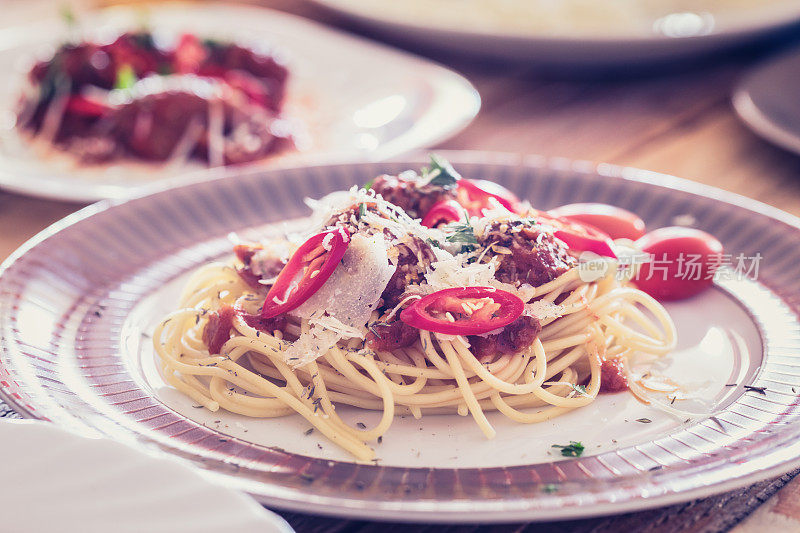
[422,154,460,189]
[570,384,588,397]
[363,179,374,191]
[445,222,478,245]
[542,483,559,493]
[425,237,442,249]
[743,385,767,395]
[358,202,367,218]
[114,64,137,90]
[552,441,584,457]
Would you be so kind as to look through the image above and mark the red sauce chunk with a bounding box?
[366,319,419,352]
[202,304,237,355]
[241,312,287,335]
[233,243,285,289]
[370,173,458,219]
[468,316,542,360]
[600,358,629,393]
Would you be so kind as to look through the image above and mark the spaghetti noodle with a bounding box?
[154,160,677,461]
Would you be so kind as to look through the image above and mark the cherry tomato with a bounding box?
[421,199,464,228]
[400,287,524,335]
[261,228,350,318]
[631,227,724,301]
[548,203,646,241]
[530,209,617,258]
[456,179,520,216]
[64,95,111,118]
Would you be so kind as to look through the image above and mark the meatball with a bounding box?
[366,318,418,352]
[479,221,575,287]
[468,316,542,360]
[371,173,458,219]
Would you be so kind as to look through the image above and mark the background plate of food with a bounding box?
[1,152,799,522]
[310,0,800,64]
[0,3,479,202]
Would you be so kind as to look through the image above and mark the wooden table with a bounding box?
[4,1,800,531]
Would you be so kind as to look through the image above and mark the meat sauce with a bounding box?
[371,173,458,219]
[203,304,287,354]
[234,243,286,289]
[18,31,293,165]
[468,316,542,360]
[599,358,629,393]
[479,220,576,287]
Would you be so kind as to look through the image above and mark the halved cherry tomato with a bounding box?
[400,287,524,336]
[261,228,350,318]
[64,95,111,118]
[456,179,520,216]
[631,227,724,301]
[421,199,464,228]
[530,209,617,258]
[548,203,646,241]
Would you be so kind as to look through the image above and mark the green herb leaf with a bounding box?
[552,441,585,457]
[114,64,137,90]
[363,179,374,191]
[445,222,478,245]
[541,483,559,494]
[422,154,460,188]
[425,237,442,249]
[570,383,588,396]
[358,202,367,217]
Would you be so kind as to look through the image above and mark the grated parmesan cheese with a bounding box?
[525,300,566,320]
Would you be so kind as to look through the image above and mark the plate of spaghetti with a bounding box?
[0,3,478,201]
[1,153,800,522]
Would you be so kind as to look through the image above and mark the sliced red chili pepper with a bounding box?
[456,179,520,216]
[421,199,464,228]
[64,95,111,118]
[530,209,617,259]
[400,287,524,336]
[261,228,350,319]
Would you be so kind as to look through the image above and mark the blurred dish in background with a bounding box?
[0,3,479,202]
[17,28,298,168]
[310,0,800,63]
[733,47,800,156]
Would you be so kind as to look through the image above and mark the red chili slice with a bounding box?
[548,203,646,241]
[261,228,350,319]
[421,199,464,228]
[64,95,111,118]
[531,209,617,258]
[456,179,520,216]
[400,287,524,336]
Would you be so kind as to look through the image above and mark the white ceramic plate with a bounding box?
[0,419,293,533]
[311,0,800,64]
[1,153,800,522]
[0,3,479,202]
[733,46,800,156]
